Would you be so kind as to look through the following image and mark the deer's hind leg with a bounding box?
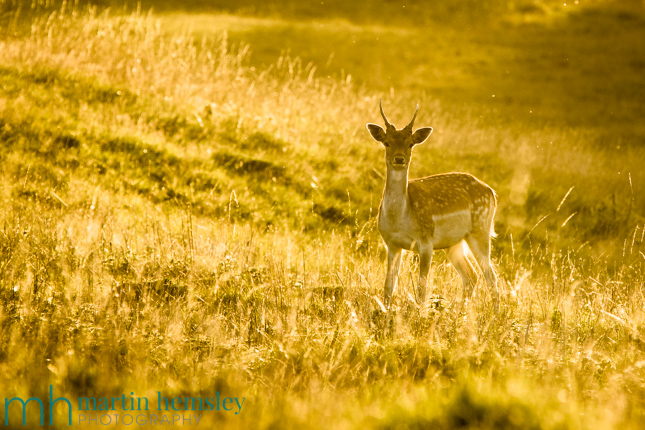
[465,231,499,310]
[417,245,434,305]
[446,241,478,297]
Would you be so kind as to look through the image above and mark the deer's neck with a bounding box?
[381,166,410,217]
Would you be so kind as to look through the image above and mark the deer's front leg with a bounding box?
[417,246,433,304]
[384,247,402,309]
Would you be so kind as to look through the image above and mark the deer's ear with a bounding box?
[412,127,433,145]
[367,123,386,143]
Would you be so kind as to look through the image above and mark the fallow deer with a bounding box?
[367,101,498,310]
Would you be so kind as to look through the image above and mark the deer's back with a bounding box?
[409,171,495,208]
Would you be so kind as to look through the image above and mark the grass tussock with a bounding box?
[0,1,644,429]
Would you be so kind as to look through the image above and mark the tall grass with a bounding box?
[1,178,644,428]
[0,2,644,429]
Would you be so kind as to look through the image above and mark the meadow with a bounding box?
[0,0,644,428]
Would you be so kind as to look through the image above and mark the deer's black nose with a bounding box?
[393,156,406,165]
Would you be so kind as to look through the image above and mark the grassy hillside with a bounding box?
[0,1,644,429]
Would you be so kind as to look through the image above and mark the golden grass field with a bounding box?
[0,0,644,428]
